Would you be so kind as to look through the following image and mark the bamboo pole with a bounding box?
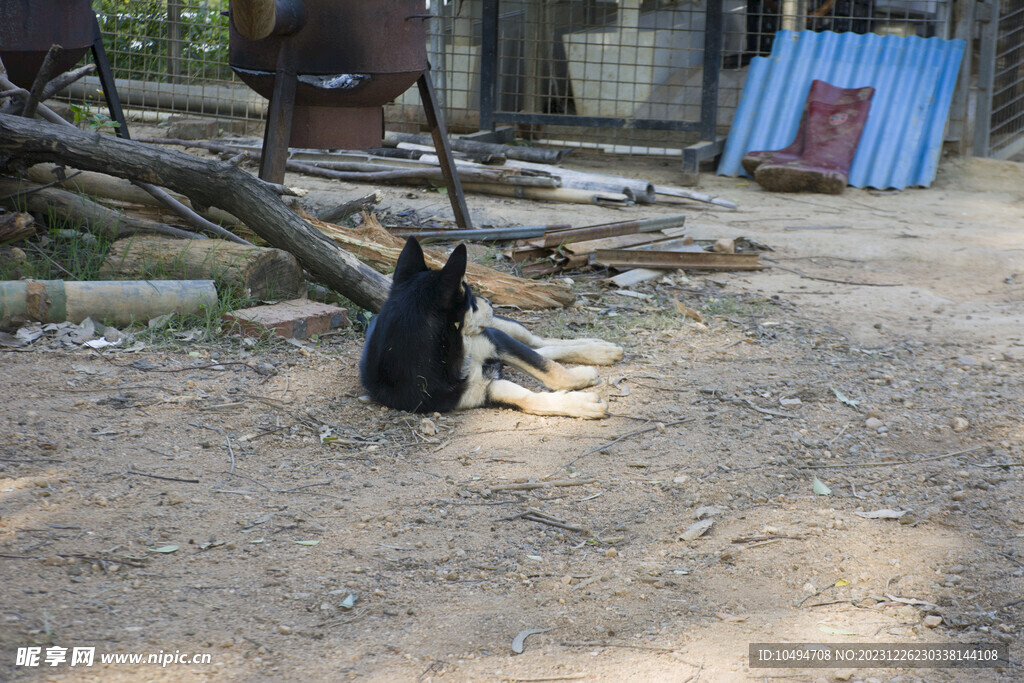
[0,279,217,327]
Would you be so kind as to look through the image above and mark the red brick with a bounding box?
[223,299,347,340]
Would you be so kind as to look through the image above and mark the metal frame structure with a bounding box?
[48,1,1024,166]
[974,0,1024,158]
[476,0,725,176]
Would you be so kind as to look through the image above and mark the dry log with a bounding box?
[305,212,573,309]
[0,76,246,243]
[318,190,383,224]
[0,211,35,244]
[0,113,391,312]
[26,164,244,227]
[383,131,571,164]
[0,176,202,241]
[101,235,304,299]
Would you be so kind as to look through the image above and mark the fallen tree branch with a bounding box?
[550,417,693,477]
[0,77,250,243]
[766,261,902,287]
[1,64,94,115]
[0,175,203,240]
[318,190,383,224]
[22,44,60,120]
[0,112,391,311]
[26,164,245,228]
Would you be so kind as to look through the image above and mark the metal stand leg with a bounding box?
[90,13,130,139]
[417,67,471,229]
[260,44,298,185]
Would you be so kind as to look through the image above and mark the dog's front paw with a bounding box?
[562,391,608,419]
[577,340,623,366]
[565,365,600,389]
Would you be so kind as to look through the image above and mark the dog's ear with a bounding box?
[393,237,428,283]
[439,243,468,299]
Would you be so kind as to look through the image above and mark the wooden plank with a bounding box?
[592,249,764,271]
[562,230,690,255]
[528,214,686,248]
[505,245,554,263]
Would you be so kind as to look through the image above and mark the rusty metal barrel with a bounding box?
[0,0,96,87]
[229,0,428,148]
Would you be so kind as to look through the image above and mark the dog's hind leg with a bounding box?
[487,379,607,419]
[483,328,600,390]
[488,315,622,366]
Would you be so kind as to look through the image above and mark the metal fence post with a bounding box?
[478,0,498,132]
[973,0,999,157]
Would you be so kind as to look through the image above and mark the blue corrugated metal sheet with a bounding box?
[717,30,965,189]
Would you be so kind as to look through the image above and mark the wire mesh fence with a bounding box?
[989,0,1024,156]
[54,0,1021,158]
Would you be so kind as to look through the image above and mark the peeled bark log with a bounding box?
[101,235,304,300]
[0,176,202,241]
[0,113,391,311]
[26,163,245,227]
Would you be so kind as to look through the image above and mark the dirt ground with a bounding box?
[1,146,1023,683]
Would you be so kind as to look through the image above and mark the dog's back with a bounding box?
[359,239,470,413]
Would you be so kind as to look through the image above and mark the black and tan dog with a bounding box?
[359,238,622,419]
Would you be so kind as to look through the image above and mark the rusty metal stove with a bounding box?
[228,0,469,227]
[0,0,129,137]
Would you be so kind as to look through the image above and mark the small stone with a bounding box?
[951,416,969,433]
[897,605,919,620]
[865,417,884,429]
[923,615,943,628]
[604,548,618,558]
[655,422,666,433]
[833,669,856,681]
[277,625,293,635]
[712,238,735,254]
[419,418,436,436]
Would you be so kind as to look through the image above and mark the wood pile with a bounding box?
[144,134,738,210]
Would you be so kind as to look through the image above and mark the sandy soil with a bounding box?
[1,148,1023,682]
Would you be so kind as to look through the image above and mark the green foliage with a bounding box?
[69,104,121,131]
[3,226,113,282]
[94,0,232,82]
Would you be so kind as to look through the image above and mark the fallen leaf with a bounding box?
[834,579,851,588]
[812,476,832,496]
[832,387,859,408]
[340,593,358,610]
[294,540,320,546]
[672,297,705,322]
[147,545,179,553]
[511,627,554,654]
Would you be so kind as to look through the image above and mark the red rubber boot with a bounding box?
[740,81,872,177]
[754,87,874,194]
